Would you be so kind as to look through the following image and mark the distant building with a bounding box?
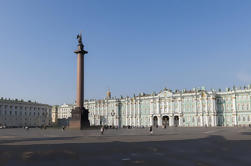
[84,85,251,127]
[58,104,74,119]
[57,104,74,126]
[0,98,52,127]
[51,105,58,125]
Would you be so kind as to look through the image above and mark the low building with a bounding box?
[0,98,52,127]
[57,104,74,126]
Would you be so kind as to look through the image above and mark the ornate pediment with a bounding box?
[158,90,173,97]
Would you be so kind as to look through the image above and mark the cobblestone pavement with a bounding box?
[1,127,251,166]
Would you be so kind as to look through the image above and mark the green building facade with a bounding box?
[85,86,251,127]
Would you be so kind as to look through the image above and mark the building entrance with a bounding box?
[153,116,158,127]
[162,116,169,127]
[174,116,179,127]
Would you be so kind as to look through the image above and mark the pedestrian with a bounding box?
[62,126,65,131]
[149,126,153,135]
[100,126,104,135]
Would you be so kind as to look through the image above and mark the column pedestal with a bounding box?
[69,107,90,129]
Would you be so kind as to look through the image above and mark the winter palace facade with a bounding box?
[84,86,251,127]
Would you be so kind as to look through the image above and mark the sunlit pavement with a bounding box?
[1,127,251,166]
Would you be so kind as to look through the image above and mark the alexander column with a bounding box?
[69,33,90,129]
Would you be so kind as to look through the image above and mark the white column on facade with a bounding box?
[200,98,203,126]
[170,98,173,114]
[133,101,136,126]
[205,98,208,126]
[105,102,108,116]
[232,95,237,126]
[114,103,116,127]
[179,116,183,126]
[125,101,128,126]
[166,99,169,113]
[150,99,153,115]
[101,104,103,116]
[97,104,99,116]
[97,104,100,125]
[211,115,215,127]
[129,101,132,126]
[137,100,140,127]
[195,96,198,126]
[170,115,174,126]
[163,99,165,114]
[149,115,152,127]
[178,97,182,114]
[117,103,119,127]
[170,99,174,126]
[179,97,183,126]
[156,115,160,126]
[212,97,217,126]
[157,98,160,115]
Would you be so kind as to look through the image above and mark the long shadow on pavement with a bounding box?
[0,135,251,166]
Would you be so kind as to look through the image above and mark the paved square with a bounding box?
[1,127,251,166]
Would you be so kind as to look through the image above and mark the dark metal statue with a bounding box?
[76,32,88,55]
[77,33,83,45]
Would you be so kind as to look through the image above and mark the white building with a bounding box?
[57,104,74,119]
[51,105,58,124]
[84,86,251,128]
[0,98,52,127]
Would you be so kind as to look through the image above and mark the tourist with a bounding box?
[149,126,153,135]
[100,126,104,135]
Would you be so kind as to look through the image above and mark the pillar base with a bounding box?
[69,107,90,130]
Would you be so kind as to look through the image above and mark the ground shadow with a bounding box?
[0,136,80,145]
[0,135,251,166]
[241,132,251,135]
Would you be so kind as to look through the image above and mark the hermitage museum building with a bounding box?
[84,85,251,128]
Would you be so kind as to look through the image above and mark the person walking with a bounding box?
[100,126,104,135]
[149,126,153,135]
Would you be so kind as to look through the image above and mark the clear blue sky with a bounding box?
[0,0,251,105]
